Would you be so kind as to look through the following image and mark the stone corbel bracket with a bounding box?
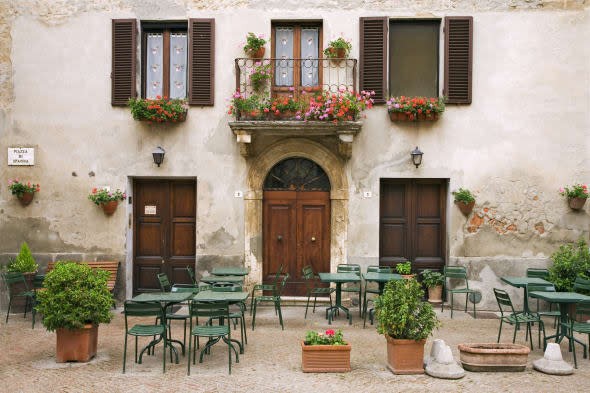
[229,120,363,159]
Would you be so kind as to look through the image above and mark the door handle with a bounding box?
[311,237,316,242]
[161,259,165,265]
[277,235,283,241]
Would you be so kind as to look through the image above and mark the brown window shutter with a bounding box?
[359,17,387,104]
[188,18,215,106]
[444,16,473,104]
[111,19,137,106]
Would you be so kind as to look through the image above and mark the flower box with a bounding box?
[128,97,188,124]
[387,96,444,122]
[301,341,351,373]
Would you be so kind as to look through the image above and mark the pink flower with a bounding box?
[325,329,335,336]
[123,193,127,198]
[8,180,12,185]
[584,190,588,194]
[559,188,565,193]
[14,178,18,182]
[108,192,112,197]
[289,87,294,91]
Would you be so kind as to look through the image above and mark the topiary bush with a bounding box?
[548,238,590,292]
[7,242,38,273]
[375,278,440,340]
[36,261,114,331]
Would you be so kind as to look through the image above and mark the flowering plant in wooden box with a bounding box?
[387,96,444,121]
[128,96,187,123]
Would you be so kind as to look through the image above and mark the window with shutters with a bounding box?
[141,21,188,100]
[389,20,440,98]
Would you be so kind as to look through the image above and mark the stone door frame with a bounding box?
[244,138,348,288]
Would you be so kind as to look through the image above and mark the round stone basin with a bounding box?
[458,343,530,372]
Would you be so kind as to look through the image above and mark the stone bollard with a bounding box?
[425,341,465,379]
[424,339,445,367]
[533,343,574,375]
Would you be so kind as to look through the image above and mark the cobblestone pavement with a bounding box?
[0,305,588,393]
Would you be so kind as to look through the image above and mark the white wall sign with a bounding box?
[8,148,34,166]
[145,205,157,215]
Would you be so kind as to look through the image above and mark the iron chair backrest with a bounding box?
[186,265,197,285]
[367,265,393,273]
[337,264,361,275]
[302,265,315,281]
[443,266,469,289]
[189,300,230,319]
[157,273,171,292]
[526,268,549,280]
[271,264,285,286]
[525,283,556,311]
[1,272,29,296]
[212,285,243,292]
[171,284,200,294]
[573,276,590,293]
[124,301,166,330]
[573,300,590,320]
[493,288,517,317]
[276,274,290,297]
[33,274,45,291]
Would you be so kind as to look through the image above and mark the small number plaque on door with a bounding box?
[144,205,157,215]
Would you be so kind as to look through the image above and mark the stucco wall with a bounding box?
[1,0,589,310]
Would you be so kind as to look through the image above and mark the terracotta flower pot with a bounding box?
[301,341,351,373]
[568,197,587,210]
[56,324,99,363]
[272,110,297,120]
[385,336,426,374]
[18,191,35,206]
[328,47,347,64]
[428,285,443,303]
[238,110,265,120]
[456,200,475,216]
[416,112,439,121]
[458,343,530,372]
[249,46,265,59]
[101,201,118,215]
[388,111,415,121]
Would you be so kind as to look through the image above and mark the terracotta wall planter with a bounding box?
[17,191,35,206]
[301,341,351,372]
[428,285,443,303]
[389,112,439,122]
[328,47,346,64]
[455,200,475,215]
[56,324,98,363]
[568,197,587,210]
[416,113,439,121]
[385,336,425,374]
[101,201,118,215]
[458,343,530,372]
[249,47,265,59]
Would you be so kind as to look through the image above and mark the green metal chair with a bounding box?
[186,265,197,285]
[123,301,168,373]
[2,272,37,326]
[210,285,247,349]
[573,276,590,294]
[362,265,393,328]
[441,266,477,319]
[337,264,362,317]
[526,268,553,316]
[251,274,289,331]
[250,264,283,315]
[560,300,590,369]
[302,265,334,319]
[525,283,560,347]
[188,300,237,375]
[494,288,545,350]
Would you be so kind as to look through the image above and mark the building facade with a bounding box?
[1,0,589,310]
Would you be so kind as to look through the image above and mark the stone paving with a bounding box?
[0,305,589,393]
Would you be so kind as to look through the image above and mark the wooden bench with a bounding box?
[45,261,120,292]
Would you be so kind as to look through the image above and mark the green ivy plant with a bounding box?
[548,238,590,292]
[395,261,412,275]
[7,242,38,273]
[421,269,444,288]
[453,188,475,204]
[36,261,114,331]
[375,279,440,340]
[304,329,345,345]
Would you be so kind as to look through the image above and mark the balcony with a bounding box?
[229,58,362,159]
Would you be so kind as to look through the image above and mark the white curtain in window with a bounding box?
[146,34,163,99]
[169,33,187,99]
[275,27,294,86]
[300,28,319,87]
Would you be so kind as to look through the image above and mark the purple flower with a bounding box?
[394,104,400,109]
[296,115,301,120]
[289,87,294,91]
[8,180,12,185]
[108,192,112,197]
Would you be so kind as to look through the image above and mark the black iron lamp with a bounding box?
[152,146,165,167]
[411,146,423,168]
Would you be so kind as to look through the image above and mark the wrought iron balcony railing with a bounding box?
[234,57,358,96]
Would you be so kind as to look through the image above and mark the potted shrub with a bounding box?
[421,269,444,303]
[243,32,267,59]
[323,37,352,64]
[8,178,40,206]
[88,188,126,215]
[387,96,445,122]
[453,188,476,215]
[36,261,113,362]
[375,279,440,374]
[6,242,39,312]
[559,184,588,210]
[128,96,187,123]
[395,261,414,280]
[301,329,351,373]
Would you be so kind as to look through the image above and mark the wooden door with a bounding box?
[134,179,196,294]
[379,179,446,273]
[264,191,330,296]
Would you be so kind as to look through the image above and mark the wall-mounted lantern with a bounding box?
[411,146,423,168]
[152,146,165,167]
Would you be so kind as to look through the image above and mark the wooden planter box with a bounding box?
[389,111,439,122]
[56,324,99,363]
[139,111,187,123]
[385,336,425,374]
[301,341,351,373]
[458,343,530,372]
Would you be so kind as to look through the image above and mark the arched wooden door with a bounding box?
[263,158,331,296]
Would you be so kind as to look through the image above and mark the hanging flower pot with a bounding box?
[559,184,588,210]
[101,201,118,215]
[249,47,265,59]
[8,179,40,207]
[323,37,351,65]
[453,188,476,216]
[568,197,587,210]
[18,191,35,206]
[243,32,267,60]
[89,188,126,216]
[456,200,475,215]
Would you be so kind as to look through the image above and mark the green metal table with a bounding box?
[362,272,403,293]
[529,291,590,350]
[131,292,193,363]
[501,276,552,314]
[211,267,249,276]
[200,275,244,285]
[318,272,361,325]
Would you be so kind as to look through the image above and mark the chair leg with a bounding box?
[313,295,318,313]
[228,334,232,375]
[251,300,257,331]
[249,289,255,315]
[135,336,138,363]
[513,323,518,344]
[359,292,362,317]
[123,333,128,373]
[162,330,167,374]
[187,332,192,376]
[183,319,187,354]
[527,323,533,350]
[450,293,454,319]
[497,319,503,343]
[473,295,476,319]
[305,294,311,319]
[5,297,12,323]
[465,293,468,313]
[277,300,284,330]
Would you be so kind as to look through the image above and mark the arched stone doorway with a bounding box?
[244,139,349,292]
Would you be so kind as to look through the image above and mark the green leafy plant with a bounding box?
[243,32,267,56]
[304,329,345,346]
[548,238,590,292]
[128,96,187,123]
[249,62,272,92]
[36,261,114,331]
[88,188,126,206]
[453,188,475,204]
[559,184,588,199]
[8,178,39,197]
[228,90,267,119]
[387,96,445,120]
[421,269,444,288]
[323,37,352,58]
[7,242,38,273]
[395,261,412,275]
[375,279,440,340]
